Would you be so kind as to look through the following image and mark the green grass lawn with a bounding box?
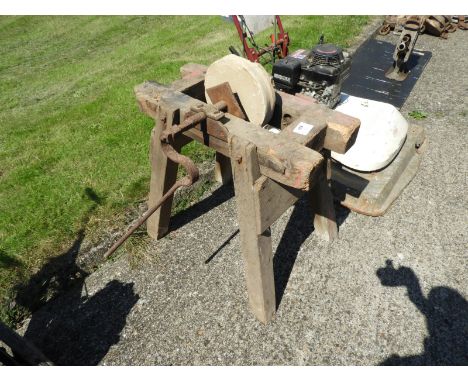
[0,15,369,326]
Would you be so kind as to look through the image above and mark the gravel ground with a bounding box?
[18,28,467,366]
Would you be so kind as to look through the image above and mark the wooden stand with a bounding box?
[230,137,276,322]
[135,64,360,323]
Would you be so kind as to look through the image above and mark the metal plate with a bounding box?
[206,82,247,120]
[331,124,426,216]
[342,39,432,109]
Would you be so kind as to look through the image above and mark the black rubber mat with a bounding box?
[342,39,432,109]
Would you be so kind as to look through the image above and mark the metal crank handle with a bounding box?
[104,143,199,259]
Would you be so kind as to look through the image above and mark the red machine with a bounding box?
[231,15,289,63]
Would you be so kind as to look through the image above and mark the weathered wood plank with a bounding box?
[254,176,303,235]
[280,107,328,150]
[275,89,317,117]
[147,108,187,239]
[277,90,360,154]
[323,112,360,154]
[309,170,338,242]
[230,136,276,324]
[226,117,323,191]
[135,82,324,191]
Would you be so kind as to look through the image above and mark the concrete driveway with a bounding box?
[19,28,467,366]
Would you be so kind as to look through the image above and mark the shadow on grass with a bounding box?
[14,187,102,312]
[0,250,22,269]
[10,187,139,365]
[377,260,468,366]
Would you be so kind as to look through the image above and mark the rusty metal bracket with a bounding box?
[190,101,227,120]
[206,82,247,120]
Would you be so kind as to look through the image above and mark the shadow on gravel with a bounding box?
[205,229,239,264]
[22,279,138,365]
[178,183,351,309]
[377,260,468,366]
[170,183,235,233]
[12,187,139,365]
[170,183,236,264]
[274,197,314,309]
[273,196,349,309]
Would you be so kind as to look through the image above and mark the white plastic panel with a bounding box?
[332,94,408,172]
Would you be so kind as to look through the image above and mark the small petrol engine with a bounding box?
[272,43,351,108]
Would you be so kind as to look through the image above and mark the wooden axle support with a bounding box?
[134,64,360,323]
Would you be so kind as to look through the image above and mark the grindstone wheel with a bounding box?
[204,54,276,126]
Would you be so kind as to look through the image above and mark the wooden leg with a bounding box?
[214,152,232,185]
[230,136,276,324]
[147,109,188,240]
[309,150,338,241]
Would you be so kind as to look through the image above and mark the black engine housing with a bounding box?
[272,44,351,108]
[271,49,308,93]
